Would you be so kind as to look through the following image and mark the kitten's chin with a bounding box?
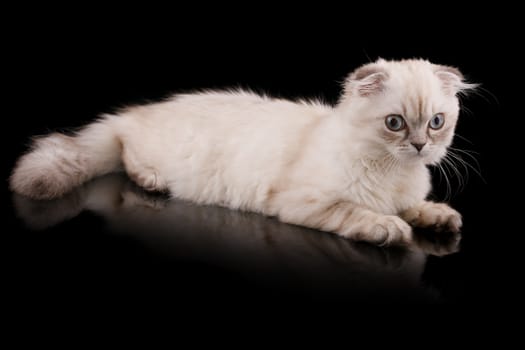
[394,152,434,166]
[393,147,446,166]
[425,149,448,166]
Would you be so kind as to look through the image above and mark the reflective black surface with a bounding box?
[8,173,467,305]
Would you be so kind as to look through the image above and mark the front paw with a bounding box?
[352,215,412,246]
[402,202,462,233]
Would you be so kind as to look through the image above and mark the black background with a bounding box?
[4,8,520,325]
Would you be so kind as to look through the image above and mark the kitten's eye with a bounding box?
[429,113,445,130]
[385,115,405,131]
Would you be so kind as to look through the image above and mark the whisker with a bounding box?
[460,107,473,118]
[473,85,500,106]
[385,155,397,175]
[449,146,481,159]
[448,149,487,184]
[443,154,466,192]
[459,84,498,107]
[441,162,452,201]
[434,161,452,201]
[453,134,475,146]
[433,161,444,186]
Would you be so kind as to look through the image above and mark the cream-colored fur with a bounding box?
[10,59,475,245]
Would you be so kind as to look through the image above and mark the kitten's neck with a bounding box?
[359,154,399,174]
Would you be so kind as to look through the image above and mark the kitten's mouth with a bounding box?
[397,151,428,163]
[416,153,431,162]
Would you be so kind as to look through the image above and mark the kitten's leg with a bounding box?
[400,201,462,233]
[122,145,167,192]
[270,195,412,245]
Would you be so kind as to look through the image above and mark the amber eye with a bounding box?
[385,115,406,131]
[429,113,445,130]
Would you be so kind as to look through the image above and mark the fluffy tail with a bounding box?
[10,116,122,199]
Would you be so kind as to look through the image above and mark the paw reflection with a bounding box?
[413,229,461,257]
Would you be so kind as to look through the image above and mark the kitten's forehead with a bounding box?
[401,87,433,122]
[383,60,452,118]
[386,60,442,95]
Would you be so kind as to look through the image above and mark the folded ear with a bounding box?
[345,63,389,97]
[434,65,477,95]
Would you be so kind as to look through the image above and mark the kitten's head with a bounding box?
[339,59,476,165]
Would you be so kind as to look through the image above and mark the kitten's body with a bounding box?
[11,59,473,245]
[113,92,429,214]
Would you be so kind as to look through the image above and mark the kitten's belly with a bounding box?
[156,140,275,212]
[164,162,270,212]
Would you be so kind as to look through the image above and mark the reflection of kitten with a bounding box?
[10,59,475,245]
[13,174,461,300]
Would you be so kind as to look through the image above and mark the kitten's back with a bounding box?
[10,90,333,202]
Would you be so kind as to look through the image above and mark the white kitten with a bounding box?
[10,59,475,245]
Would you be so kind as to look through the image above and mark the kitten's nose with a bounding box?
[411,142,426,152]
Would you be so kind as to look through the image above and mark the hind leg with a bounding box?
[122,145,167,192]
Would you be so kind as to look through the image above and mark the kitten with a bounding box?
[10,58,475,245]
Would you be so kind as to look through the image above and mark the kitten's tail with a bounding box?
[10,116,122,199]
